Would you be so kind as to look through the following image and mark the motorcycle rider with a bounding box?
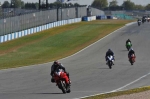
[137,18,142,25]
[142,16,146,23]
[128,48,136,61]
[105,49,115,65]
[126,39,132,49]
[126,39,131,45]
[50,61,71,86]
[137,18,141,22]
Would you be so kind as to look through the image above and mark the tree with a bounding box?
[122,0,135,10]
[35,3,39,9]
[145,4,150,10]
[20,1,25,8]
[74,3,80,7]
[68,3,73,7]
[11,0,22,8]
[91,0,108,9]
[108,0,119,10]
[109,0,118,7]
[24,2,37,9]
[134,4,144,10]
[2,1,10,8]
[53,1,62,8]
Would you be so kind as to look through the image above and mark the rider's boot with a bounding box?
[112,60,114,65]
[112,62,114,65]
[69,80,71,85]
[66,83,70,91]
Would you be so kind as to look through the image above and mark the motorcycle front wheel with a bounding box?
[60,81,67,94]
[108,61,112,69]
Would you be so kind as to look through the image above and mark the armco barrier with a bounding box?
[82,16,96,21]
[107,16,113,19]
[82,16,88,21]
[96,15,107,20]
[0,18,82,43]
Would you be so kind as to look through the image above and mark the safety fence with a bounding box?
[0,16,97,43]
[0,7,105,36]
[0,18,81,43]
[0,6,105,43]
[0,7,87,36]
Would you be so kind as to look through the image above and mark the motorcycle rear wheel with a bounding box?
[130,59,134,65]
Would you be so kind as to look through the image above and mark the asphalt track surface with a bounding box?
[0,21,150,99]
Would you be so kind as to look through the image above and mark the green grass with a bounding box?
[0,20,134,69]
[82,86,150,99]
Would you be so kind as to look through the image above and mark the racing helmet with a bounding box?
[54,60,59,66]
[108,49,111,51]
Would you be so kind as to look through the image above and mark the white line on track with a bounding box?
[78,72,150,99]
[111,72,150,92]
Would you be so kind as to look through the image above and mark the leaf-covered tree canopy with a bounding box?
[2,1,10,8]
[122,0,135,10]
[91,0,108,9]
[109,0,118,7]
[145,4,150,10]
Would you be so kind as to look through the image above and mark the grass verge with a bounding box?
[0,19,134,69]
[82,86,150,99]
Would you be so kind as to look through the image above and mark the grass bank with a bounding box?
[0,20,133,69]
[82,86,150,99]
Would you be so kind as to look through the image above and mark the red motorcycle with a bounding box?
[129,54,136,65]
[53,69,71,93]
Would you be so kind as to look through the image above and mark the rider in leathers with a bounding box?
[105,49,115,65]
[126,39,132,49]
[126,39,131,45]
[128,48,135,60]
[51,61,71,87]
[137,19,141,22]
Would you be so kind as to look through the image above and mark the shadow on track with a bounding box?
[121,49,128,52]
[98,67,110,69]
[33,93,64,94]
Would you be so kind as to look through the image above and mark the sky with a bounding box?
[0,0,150,6]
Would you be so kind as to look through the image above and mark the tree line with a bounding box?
[1,0,82,9]
[1,0,150,10]
[92,0,150,10]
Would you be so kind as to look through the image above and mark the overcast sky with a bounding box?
[0,0,150,6]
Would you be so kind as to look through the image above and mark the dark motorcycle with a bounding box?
[129,54,136,65]
[142,18,145,23]
[53,69,71,93]
[126,42,132,51]
[138,21,141,26]
[107,55,113,69]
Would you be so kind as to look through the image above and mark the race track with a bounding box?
[0,21,150,99]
